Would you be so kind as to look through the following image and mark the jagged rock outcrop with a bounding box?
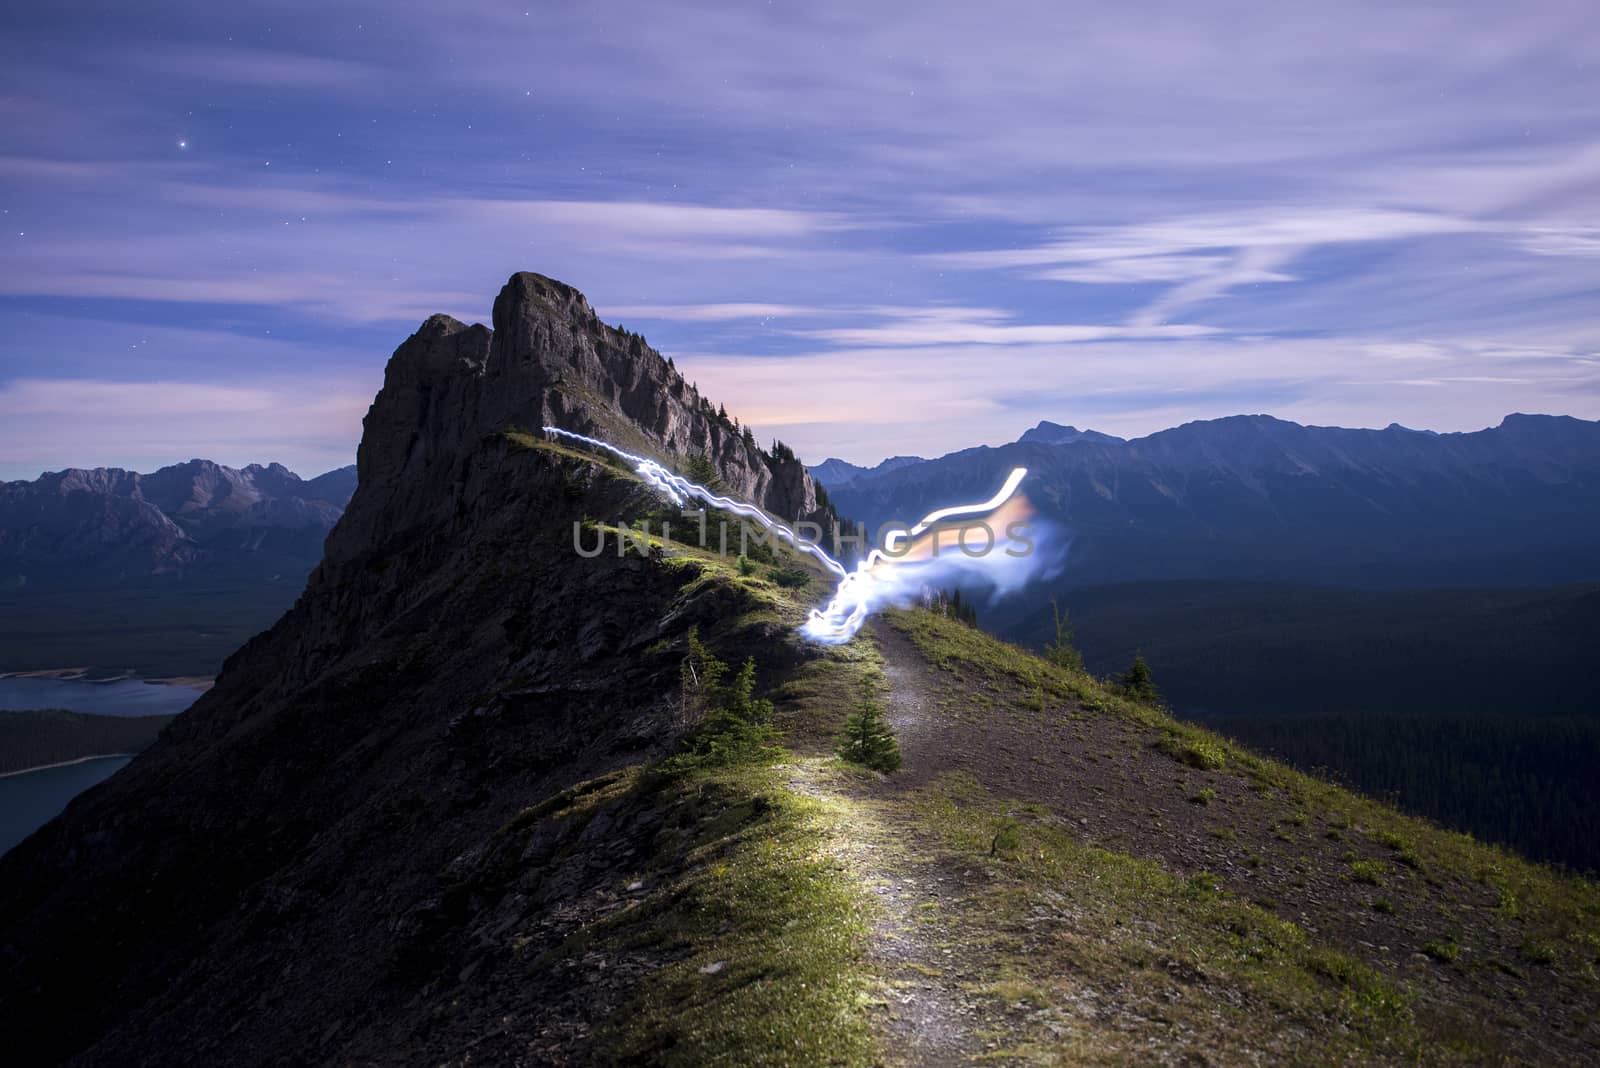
[351,272,825,538]
[0,272,831,1065]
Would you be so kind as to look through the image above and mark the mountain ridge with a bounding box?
[807,453,927,488]
[1,459,358,580]
[819,410,1600,589]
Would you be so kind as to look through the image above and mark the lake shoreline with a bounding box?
[0,753,137,779]
[0,668,212,691]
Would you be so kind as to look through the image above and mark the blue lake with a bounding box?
[0,755,132,857]
[0,677,199,857]
[0,676,202,717]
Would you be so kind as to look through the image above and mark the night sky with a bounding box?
[2,1,1598,479]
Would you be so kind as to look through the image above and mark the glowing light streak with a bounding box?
[543,426,1045,646]
[542,426,846,578]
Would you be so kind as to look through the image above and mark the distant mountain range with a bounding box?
[815,413,1600,588]
[0,460,357,583]
[807,454,927,488]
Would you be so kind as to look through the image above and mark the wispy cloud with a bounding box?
[934,207,1488,323]
[1518,226,1600,257]
[801,315,1216,347]
[130,47,379,89]
[681,331,1599,464]
[601,303,827,322]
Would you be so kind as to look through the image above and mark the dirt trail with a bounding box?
[785,622,1023,1066]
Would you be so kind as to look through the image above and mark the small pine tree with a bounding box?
[945,588,977,627]
[839,693,901,772]
[684,452,721,488]
[737,553,755,576]
[1117,652,1161,704]
[1044,600,1084,672]
[741,424,756,448]
[681,636,776,765]
[681,627,727,696]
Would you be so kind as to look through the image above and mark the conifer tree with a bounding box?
[1117,651,1161,704]
[944,588,977,626]
[839,692,902,772]
[684,452,721,488]
[1045,600,1084,672]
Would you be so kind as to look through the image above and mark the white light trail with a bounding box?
[544,425,1045,645]
[543,426,846,578]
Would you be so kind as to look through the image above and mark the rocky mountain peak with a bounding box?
[1017,420,1123,447]
[351,272,828,553]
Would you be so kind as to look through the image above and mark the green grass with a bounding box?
[1520,939,1557,965]
[1349,859,1387,886]
[593,763,874,1065]
[499,554,879,1064]
[1424,937,1461,964]
[503,427,640,477]
[1160,733,1228,770]
[496,767,638,836]
[769,640,886,750]
[910,772,1418,1060]
[889,605,1600,992]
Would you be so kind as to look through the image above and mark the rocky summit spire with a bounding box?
[350,272,823,543]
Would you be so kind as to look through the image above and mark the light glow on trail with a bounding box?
[544,425,1052,645]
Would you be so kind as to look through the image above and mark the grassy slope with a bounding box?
[492,431,1600,1064]
[491,429,883,1064]
[986,579,1600,871]
[886,608,1600,1063]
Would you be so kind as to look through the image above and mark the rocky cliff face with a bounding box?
[0,272,831,1065]
[349,272,825,539]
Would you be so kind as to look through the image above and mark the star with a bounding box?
[177,139,188,149]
